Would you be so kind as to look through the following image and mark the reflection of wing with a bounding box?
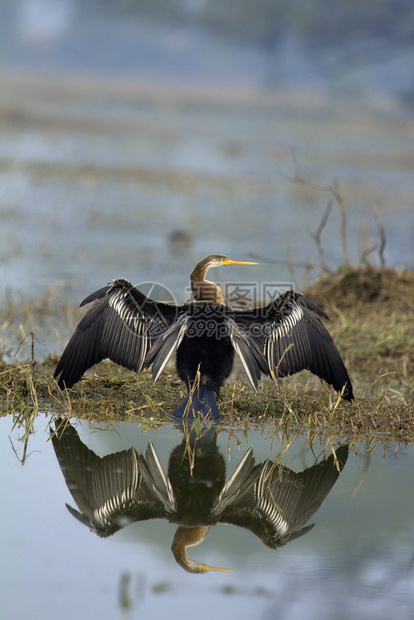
[136,441,176,515]
[52,422,168,537]
[211,447,257,514]
[214,445,349,548]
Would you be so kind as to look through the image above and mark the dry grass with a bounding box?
[0,266,412,447]
[0,271,412,445]
[1,71,412,461]
[304,266,414,394]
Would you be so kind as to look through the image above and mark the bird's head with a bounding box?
[197,254,258,272]
[190,255,259,303]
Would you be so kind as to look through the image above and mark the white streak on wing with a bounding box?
[213,447,254,515]
[93,484,137,526]
[109,292,145,329]
[230,333,257,390]
[146,442,176,512]
[270,304,303,342]
[257,498,289,534]
[151,317,188,384]
[109,292,129,319]
[264,304,303,370]
[255,465,289,535]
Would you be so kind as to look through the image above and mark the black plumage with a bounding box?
[235,289,353,401]
[52,420,349,570]
[54,255,353,418]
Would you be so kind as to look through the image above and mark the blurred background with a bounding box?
[0,0,413,312]
[1,7,414,616]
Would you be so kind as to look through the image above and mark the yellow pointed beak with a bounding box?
[222,259,259,266]
[200,565,234,573]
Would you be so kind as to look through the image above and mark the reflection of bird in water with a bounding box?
[52,420,348,572]
[54,254,353,419]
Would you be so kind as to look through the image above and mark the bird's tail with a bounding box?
[173,385,220,420]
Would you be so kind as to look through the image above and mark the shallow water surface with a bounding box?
[0,76,413,316]
[2,414,413,619]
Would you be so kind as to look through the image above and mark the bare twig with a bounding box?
[370,201,386,268]
[126,401,166,413]
[333,178,350,266]
[14,328,40,381]
[279,155,351,267]
[279,161,331,193]
[361,244,378,267]
[30,329,36,380]
[310,198,334,273]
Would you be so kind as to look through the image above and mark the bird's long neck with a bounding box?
[171,526,232,573]
[190,264,224,304]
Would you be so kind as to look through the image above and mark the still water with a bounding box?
[2,413,413,620]
[0,74,413,314]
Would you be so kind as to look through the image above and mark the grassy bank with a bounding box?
[0,266,412,443]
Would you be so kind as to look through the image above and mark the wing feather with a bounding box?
[51,421,167,537]
[234,290,353,401]
[227,317,268,390]
[54,279,177,389]
[229,325,260,389]
[216,446,349,548]
[148,315,189,383]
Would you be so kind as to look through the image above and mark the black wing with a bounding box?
[215,445,349,549]
[144,313,190,384]
[51,421,168,537]
[227,316,269,390]
[135,441,177,515]
[211,447,258,515]
[235,290,353,401]
[54,278,179,389]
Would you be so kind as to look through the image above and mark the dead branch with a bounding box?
[370,201,386,268]
[310,198,334,273]
[279,154,351,267]
[270,152,388,273]
[361,244,379,267]
[333,178,350,267]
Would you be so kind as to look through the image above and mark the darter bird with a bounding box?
[54,254,353,418]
